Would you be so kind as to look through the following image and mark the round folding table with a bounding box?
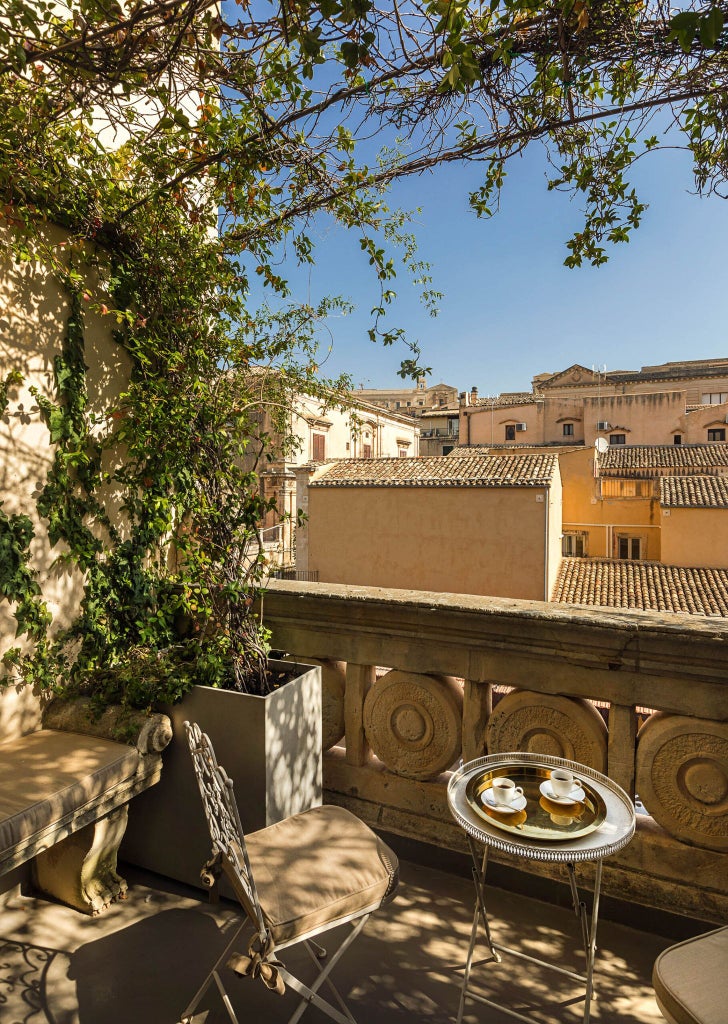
[447,751,636,1024]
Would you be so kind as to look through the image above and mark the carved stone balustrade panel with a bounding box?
[636,712,728,852]
[362,671,463,781]
[486,690,608,772]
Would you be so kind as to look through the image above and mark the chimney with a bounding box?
[459,391,469,408]
[470,386,479,404]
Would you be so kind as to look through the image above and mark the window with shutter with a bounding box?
[312,433,326,461]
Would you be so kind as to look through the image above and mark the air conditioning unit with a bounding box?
[596,421,610,431]
[515,422,527,432]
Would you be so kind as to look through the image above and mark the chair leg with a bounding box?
[303,942,357,1023]
[286,916,369,1024]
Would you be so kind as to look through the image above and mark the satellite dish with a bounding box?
[594,437,608,454]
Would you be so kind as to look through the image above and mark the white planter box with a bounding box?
[121,660,322,890]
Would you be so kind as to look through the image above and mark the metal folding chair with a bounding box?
[179,721,399,1024]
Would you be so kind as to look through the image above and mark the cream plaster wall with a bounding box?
[462,401,542,445]
[306,484,559,600]
[660,508,728,568]
[547,468,563,598]
[1,224,129,722]
[583,392,690,446]
[287,393,419,463]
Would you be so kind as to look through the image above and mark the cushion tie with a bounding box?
[228,937,285,995]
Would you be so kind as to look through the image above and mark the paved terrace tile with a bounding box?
[0,859,672,1024]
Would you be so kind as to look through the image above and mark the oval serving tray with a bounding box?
[465,762,607,841]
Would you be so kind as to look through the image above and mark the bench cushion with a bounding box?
[0,729,140,858]
[653,927,728,1024]
[244,804,399,946]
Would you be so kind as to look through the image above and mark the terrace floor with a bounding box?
[0,856,678,1024]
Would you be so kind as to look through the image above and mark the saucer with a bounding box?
[483,790,527,814]
[539,780,585,805]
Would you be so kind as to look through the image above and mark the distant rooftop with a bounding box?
[472,393,539,407]
[310,454,558,487]
[660,475,728,509]
[598,444,728,474]
[553,558,728,616]
[450,443,581,454]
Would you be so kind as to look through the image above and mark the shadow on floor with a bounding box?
[1,859,671,1024]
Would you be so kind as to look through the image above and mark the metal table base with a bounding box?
[448,754,635,1024]
[457,835,603,1024]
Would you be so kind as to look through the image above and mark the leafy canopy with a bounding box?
[1,0,727,698]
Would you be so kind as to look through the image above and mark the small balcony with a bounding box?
[2,581,724,1023]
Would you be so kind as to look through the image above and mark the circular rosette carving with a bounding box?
[486,690,607,772]
[636,712,728,851]
[363,671,463,781]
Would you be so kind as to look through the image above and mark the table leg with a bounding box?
[583,860,603,1024]
[457,837,500,1024]
[458,844,605,1024]
[567,862,590,962]
[467,835,499,959]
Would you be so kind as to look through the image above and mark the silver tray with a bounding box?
[465,762,607,842]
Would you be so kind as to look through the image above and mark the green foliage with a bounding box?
[2,0,728,704]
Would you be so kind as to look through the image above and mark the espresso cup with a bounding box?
[491,777,524,806]
[550,768,578,798]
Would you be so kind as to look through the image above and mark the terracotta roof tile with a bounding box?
[310,454,558,487]
[552,558,728,616]
[473,393,539,408]
[659,475,728,508]
[599,444,728,475]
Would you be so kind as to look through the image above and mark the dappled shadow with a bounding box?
[68,908,233,1024]
[0,936,69,1024]
[0,855,672,1024]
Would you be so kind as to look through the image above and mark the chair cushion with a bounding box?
[653,927,728,1024]
[0,729,140,857]
[245,804,399,946]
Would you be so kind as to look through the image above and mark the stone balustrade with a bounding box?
[262,579,728,923]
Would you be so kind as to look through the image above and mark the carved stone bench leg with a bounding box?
[32,805,130,915]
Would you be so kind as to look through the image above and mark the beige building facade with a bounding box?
[259,392,420,567]
[462,359,728,448]
[296,454,562,601]
[355,378,458,415]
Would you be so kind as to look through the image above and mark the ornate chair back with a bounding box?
[184,720,266,938]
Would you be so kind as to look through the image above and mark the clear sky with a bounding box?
[250,133,728,397]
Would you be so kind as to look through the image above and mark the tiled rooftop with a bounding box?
[0,859,676,1024]
[552,558,728,616]
[310,454,558,487]
[660,474,728,508]
[598,444,728,474]
[450,443,581,453]
[473,393,540,407]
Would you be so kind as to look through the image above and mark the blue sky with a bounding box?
[252,138,728,395]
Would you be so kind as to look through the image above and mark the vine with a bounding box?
[0,370,51,672]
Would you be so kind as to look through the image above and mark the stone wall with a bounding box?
[262,579,728,923]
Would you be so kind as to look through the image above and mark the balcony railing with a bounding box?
[263,579,728,924]
[420,427,460,438]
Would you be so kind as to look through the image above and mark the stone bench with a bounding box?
[0,698,172,914]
